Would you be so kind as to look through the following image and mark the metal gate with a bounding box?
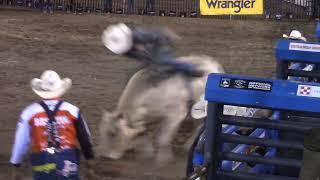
[271,23,320,178]
[204,73,320,180]
[317,23,320,42]
[275,24,320,82]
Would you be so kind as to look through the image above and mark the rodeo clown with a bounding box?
[10,70,95,180]
[102,23,204,77]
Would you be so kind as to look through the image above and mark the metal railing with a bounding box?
[0,0,319,19]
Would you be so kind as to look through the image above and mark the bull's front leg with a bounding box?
[96,111,113,158]
[156,105,188,165]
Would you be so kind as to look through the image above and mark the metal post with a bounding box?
[122,0,124,13]
[276,61,288,80]
[205,102,219,180]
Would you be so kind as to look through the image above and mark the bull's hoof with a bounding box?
[100,156,116,162]
[96,150,111,161]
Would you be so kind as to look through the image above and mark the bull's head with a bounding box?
[97,111,145,160]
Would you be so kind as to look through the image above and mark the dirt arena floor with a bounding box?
[0,7,317,179]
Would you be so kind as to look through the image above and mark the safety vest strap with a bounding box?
[38,100,64,149]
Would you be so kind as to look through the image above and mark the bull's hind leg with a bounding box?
[156,104,188,165]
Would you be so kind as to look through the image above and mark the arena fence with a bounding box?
[0,0,319,20]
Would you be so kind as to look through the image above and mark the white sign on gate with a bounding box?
[289,42,320,53]
[297,85,320,98]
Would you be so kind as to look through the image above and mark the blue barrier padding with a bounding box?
[222,126,240,152]
[191,125,240,166]
[222,128,266,170]
[223,125,238,134]
[249,148,276,174]
[192,152,204,166]
[205,73,320,113]
[276,39,320,63]
[317,23,320,42]
[221,125,240,152]
[269,111,280,140]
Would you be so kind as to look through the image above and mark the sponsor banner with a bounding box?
[220,78,272,92]
[297,85,320,98]
[289,42,320,53]
[200,0,263,15]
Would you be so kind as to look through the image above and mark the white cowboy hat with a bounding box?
[283,30,307,41]
[191,95,207,119]
[102,23,133,55]
[30,70,72,99]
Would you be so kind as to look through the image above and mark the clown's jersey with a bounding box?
[10,100,94,165]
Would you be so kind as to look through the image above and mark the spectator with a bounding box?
[33,0,40,9]
[10,70,95,180]
[66,0,75,13]
[128,0,134,14]
[104,0,112,13]
[42,0,53,14]
[144,0,155,13]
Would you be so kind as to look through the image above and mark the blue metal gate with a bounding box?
[186,24,320,180]
[204,73,320,180]
[275,24,320,81]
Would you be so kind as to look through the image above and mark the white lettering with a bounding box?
[248,82,271,91]
[33,116,71,127]
[289,43,320,53]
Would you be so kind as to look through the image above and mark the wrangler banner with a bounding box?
[200,0,263,15]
